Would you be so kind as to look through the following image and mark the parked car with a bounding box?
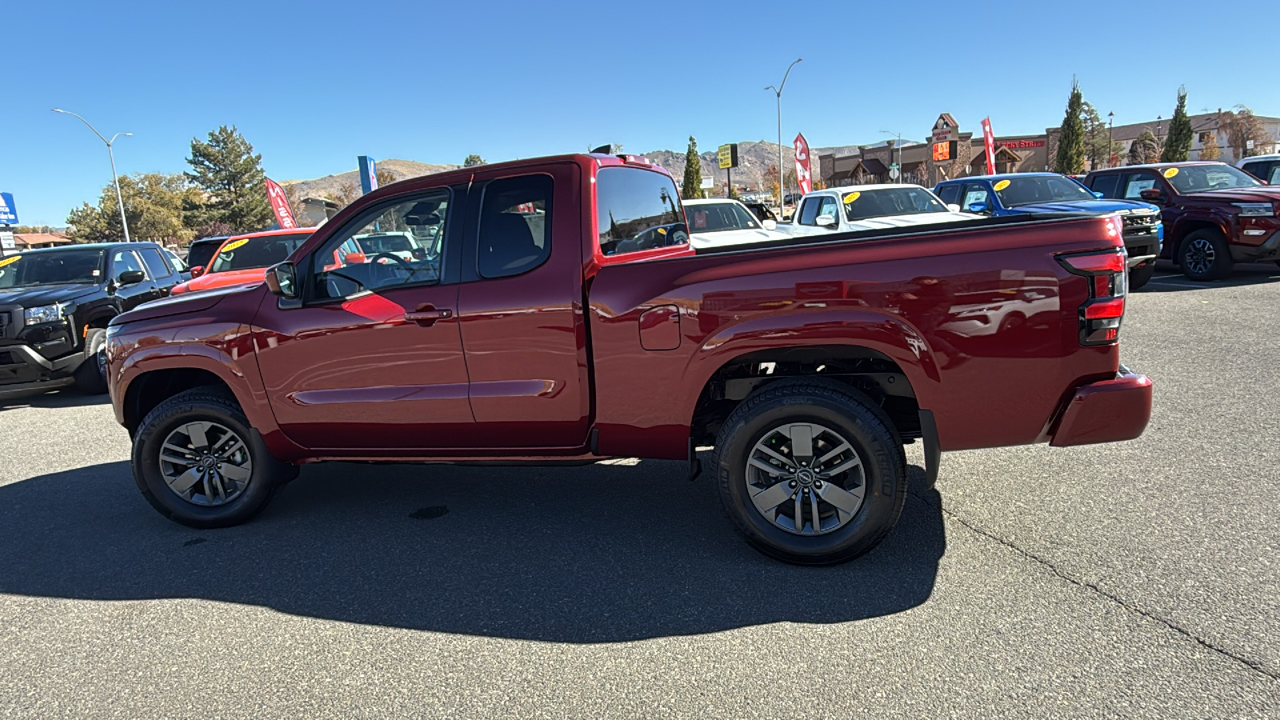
[740,200,778,223]
[170,228,316,295]
[934,173,1163,289]
[184,235,229,275]
[684,199,791,249]
[0,242,182,398]
[779,184,979,238]
[107,153,1151,566]
[1083,162,1280,279]
[1237,154,1280,184]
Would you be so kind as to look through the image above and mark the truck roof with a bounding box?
[936,172,1063,184]
[1087,161,1231,174]
[12,241,164,255]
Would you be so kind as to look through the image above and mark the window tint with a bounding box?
[936,184,961,205]
[312,190,449,300]
[1270,166,1280,185]
[596,167,688,256]
[140,247,175,280]
[962,185,990,209]
[1089,173,1121,198]
[1122,173,1158,199]
[111,249,145,280]
[478,175,552,279]
[817,197,839,222]
[187,238,224,270]
[797,197,823,225]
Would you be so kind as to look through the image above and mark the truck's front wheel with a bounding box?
[132,387,294,528]
[712,382,907,565]
[1178,230,1232,281]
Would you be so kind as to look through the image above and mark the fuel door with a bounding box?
[638,305,681,351]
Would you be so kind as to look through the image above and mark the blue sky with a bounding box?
[4,0,1277,225]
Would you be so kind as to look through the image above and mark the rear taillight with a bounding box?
[1058,248,1127,346]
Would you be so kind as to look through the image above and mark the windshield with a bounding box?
[994,175,1096,207]
[1164,165,1262,193]
[687,202,760,233]
[843,187,946,221]
[355,233,418,254]
[209,232,312,273]
[0,248,106,288]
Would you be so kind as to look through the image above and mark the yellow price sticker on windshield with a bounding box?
[0,255,20,268]
[220,239,249,252]
[1163,167,1179,178]
[657,227,667,235]
[842,192,861,204]
[993,179,1011,191]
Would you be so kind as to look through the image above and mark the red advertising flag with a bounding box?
[981,117,997,175]
[264,178,297,229]
[793,133,813,195]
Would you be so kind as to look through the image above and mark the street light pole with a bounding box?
[766,58,802,210]
[880,131,903,181]
[52,109,132,242]
[1107,111,1114,167]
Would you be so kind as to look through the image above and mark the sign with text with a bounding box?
[998,139,1046,149]
[0,231,13,250]
[717,143,739,170]
[0,193,17,225]
[264,178,298,229]
[358,156,379,195]
[793,133,813,195]
[931,140,957,162]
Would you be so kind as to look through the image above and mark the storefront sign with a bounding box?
[997,139,1046,149]
[932,140,956,162]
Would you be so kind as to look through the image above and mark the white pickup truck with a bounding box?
[778,184,979,238]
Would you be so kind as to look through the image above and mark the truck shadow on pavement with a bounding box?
[1139,261,1280,293]
[0,457,945,642]
[0,390,111,411]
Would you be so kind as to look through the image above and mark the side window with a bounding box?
[816,197,838,222]
[797,197,823,225]
[961,185,990,209]
[311,190,450,301]
[1122,173,1158,199]
[1269,165,1280,186]
[1089,173,1121,198]
[139,247,175,280]
[936,184,961,205]
[478,175,552,279]
[1240,161,1265,181]
[111,249,145,280]
[595,167,688,256]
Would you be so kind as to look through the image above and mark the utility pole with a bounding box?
[1107,111,1115,167]
[766,58,802,210]
[53,109,132,242]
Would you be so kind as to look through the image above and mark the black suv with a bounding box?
[0,242,182,399]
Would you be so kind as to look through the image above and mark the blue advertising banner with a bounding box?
[358,157,378,195]
[0,193,17,225]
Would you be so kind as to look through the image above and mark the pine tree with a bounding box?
[1160,87,1194,162]
[463,154,485,167]
[185,126,273,232]
[1053,80,1086,174]
[681,136,703,200]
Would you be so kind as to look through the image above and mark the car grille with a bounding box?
[1122,213,1159,236]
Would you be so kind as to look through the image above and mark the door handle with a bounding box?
[404,307,452,326]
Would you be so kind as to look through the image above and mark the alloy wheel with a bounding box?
[1185,238,1215,276]
[158,421,253,506]
[745,422,866,535]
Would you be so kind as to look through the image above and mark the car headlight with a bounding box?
[1233,202,1275,218]
[24,303,68,324]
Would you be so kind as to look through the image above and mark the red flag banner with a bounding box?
[981,118,997,175]
[793,133,813,195]
[264,178,297,229]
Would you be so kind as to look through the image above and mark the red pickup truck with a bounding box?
[106,153,1152,565]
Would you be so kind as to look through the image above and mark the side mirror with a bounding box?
[762,219,777,230]
[946,203,961,213]
[190,265,205,278]
[815,215,837,228]
[264,261,299,299]
[1139,188,1164,203]
[966,202,990,214]
[117,270,145,286]
[1093,191,1104,198]
[344,252,367,265]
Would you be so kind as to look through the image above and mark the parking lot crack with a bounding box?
[909,490,1280,683]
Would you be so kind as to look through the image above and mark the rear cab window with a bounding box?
[936,184,961,205]
[595,167,688,257]
[1088,173,1121,199]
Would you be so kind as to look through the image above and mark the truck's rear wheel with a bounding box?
[1129,263,1155,291]
[1178,230,1232,281]
[712,382,907,565]
[132,387,293,528]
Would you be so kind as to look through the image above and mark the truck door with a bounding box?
[108,248,162,310]
[455,164,591,449]
[252,186,476,451]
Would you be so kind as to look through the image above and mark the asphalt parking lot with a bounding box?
[1,262,1278,718]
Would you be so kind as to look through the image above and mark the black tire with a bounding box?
[1129,263,1155,291]
[72,328,108,394]
[1178,229,1232,281]
[132,387,292,528]
[712,380,907,565]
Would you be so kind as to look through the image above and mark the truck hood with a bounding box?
[690,227,794,249]
[0,283,101,308]
[1184,187,1280,203]
[110,283,258,327]
[848,211,981,231]
[1006,199,1158,215]
[173,267,268,295]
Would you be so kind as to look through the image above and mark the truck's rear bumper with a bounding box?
[1049,370,1153,447]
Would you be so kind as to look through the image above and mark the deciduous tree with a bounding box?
[1219,106,1272,159]
[1199,132,1221,160]
[67,173,201,244]
[1128,131,1161,165]
[463,154,485,167]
